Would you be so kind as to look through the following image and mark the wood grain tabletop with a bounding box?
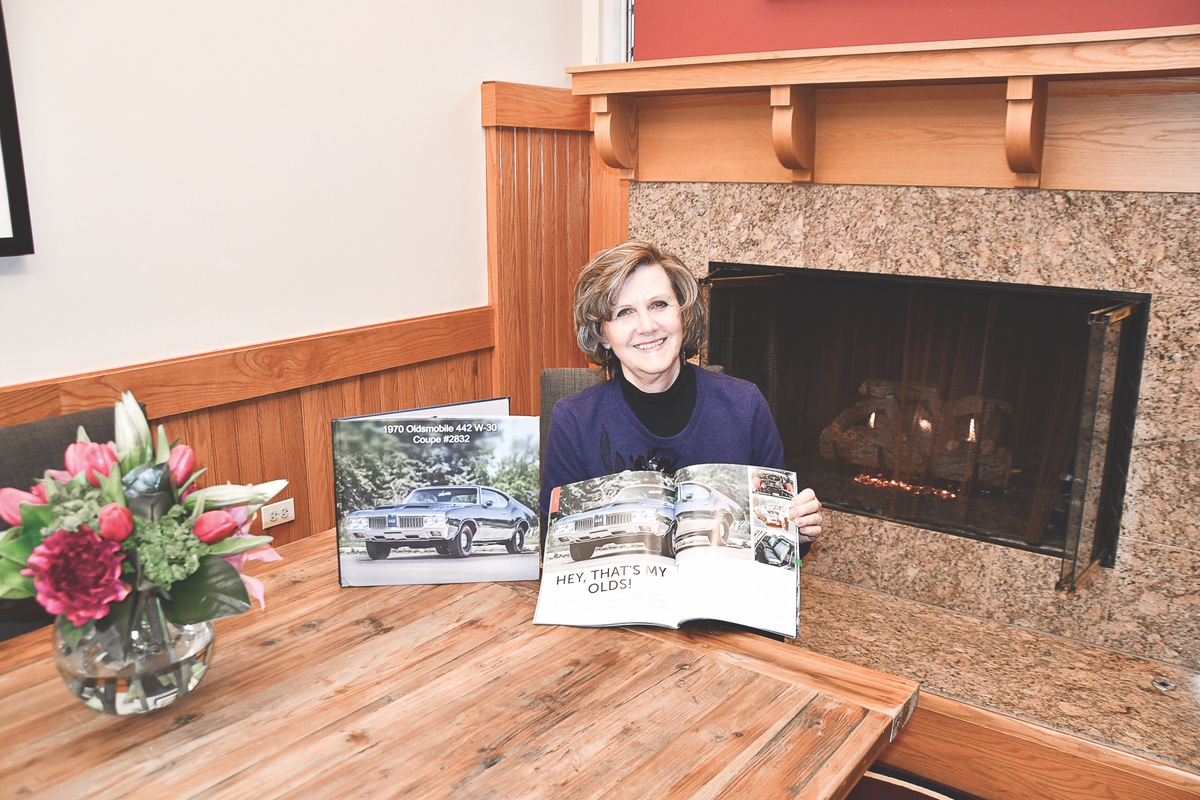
[0,530,918,799]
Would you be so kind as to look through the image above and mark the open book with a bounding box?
[533,464,804,637]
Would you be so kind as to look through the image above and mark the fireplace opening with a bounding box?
[705,263,1147,586]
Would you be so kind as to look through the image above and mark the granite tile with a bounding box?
[1085,539,1200,667]
[871,522,1005,618]
[799,576,1200,770]
[979,544,1116,642]
[1122,439,1200,551]
[1016,191,1164,293]
[797,184,902,275]
[1151,193,1200,298]
[703,182,808,269]
[800,185,1026,283]
[801,510,888,590]
[628,181,714,276]
[1135,292,1200,443]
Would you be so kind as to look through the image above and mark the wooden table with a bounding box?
[0,531,917,799]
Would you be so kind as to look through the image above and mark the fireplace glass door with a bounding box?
[705,263,1147,573]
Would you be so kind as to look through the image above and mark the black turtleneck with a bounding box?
[617,362,698,437]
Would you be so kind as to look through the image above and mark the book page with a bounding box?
[673,464,800,637]
[534,471,682,628]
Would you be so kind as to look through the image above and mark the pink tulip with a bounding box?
[193,509,240,544]
[225,534,283,610]
[168,445,196,488]
[63,441,119,487]
[98,503,134,543]
[0,487,44,527]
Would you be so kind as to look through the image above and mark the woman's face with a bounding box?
[600,264,684,393]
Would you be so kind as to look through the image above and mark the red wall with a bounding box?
[633,0,1200,60]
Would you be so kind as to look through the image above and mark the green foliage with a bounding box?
[207,535,272,556]
[490,451,540,513]
[126,504,208,591]
[57,615,90,649]
[0,564,35,599]
[41,482,103,535]
[164,555,251,624]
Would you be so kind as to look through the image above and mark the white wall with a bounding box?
[0,1,580,386]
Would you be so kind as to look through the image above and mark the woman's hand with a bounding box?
[790,487,823,539]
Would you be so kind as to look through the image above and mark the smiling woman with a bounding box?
[539,240,824,543]
[600,265,686,392]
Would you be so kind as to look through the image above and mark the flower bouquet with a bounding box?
[0,392,286,714]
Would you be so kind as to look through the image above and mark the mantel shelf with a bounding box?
[567,26,1200,191]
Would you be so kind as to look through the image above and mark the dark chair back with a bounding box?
[0,405,120,640]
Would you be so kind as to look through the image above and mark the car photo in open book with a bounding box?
[674,480,743,548]
[755,531,798,569]
[553,482,676,562]
[753,500,789,530]
[345,485,535,559]
[752,469,795,499]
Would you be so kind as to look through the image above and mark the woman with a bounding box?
[541,240,823,542]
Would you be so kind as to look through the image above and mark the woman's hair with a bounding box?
[573,240,707,367]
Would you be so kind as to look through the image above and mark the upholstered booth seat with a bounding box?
[0,405,120,641]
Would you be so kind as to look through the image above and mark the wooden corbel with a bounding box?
[770,85,816,183]
[1005,76,1047,188]
[592,94,637,180]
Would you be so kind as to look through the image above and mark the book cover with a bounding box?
[534,463,802,637]
[332,399,541,586]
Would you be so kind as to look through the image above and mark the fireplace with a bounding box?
[705,262,1148,590]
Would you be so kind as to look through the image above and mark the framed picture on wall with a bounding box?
[0,1,32,257]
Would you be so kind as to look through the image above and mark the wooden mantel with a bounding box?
[568,25,1200,191]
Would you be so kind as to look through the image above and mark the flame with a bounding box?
[968,418,977,443]
[868,412,876,429]
[853,474,957,500]
[918,418,933,433]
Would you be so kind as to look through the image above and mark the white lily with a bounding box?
[114,391,153,472]
[184,479,289,513]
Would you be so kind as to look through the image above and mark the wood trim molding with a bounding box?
[481,81,590,131]
[1005,75,1048,187]
[591,94,638,179]
[0,307,496,425]
[566,27,1200,191]
[880,691,1200,800]
[568,26,1200,94]
[770,84,816,182]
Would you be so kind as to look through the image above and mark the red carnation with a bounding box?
[21,527,131,627]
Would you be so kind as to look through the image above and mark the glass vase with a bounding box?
[53,592,215,716]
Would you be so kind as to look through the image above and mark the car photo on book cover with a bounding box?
[332,408,540,586]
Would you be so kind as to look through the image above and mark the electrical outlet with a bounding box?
[261,498,295,529]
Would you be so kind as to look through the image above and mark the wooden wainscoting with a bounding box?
[0,310,496,545]
[483,81,627,416]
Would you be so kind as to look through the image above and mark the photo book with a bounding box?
[533,463,805,638]
[332,398,541,586]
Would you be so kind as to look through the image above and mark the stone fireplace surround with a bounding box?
[630,181,1199,767]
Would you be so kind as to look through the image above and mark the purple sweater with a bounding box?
[540,366,785,513]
